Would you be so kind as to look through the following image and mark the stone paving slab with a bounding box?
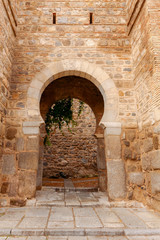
[0,190,160,238]
[1,236,160,239]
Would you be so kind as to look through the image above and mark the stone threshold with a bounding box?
[41,187,99,192]
[1,228,160,237]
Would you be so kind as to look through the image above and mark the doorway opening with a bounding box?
[38,75,106,191]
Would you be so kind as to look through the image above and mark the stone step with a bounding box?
[1,228,160,237]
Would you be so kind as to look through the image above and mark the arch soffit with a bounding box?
[26,59,119,123]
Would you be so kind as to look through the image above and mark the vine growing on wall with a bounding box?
[44,98,84,146]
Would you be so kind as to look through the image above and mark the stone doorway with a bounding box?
[23,59,125,202]
[37,76,107,192]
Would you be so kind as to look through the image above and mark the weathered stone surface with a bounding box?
[148,150,160,170]
[43,100,98,178]
[143,138,153,153]
[126,130,136,142]
[18,170,37,198]
[6,127,17,140]
[150,172,160,194]
[26,136,39,151]
[129,172,144,186]
[123,148,132,160]
[133,141,141,155]
[153,136,159,150]
[2,154,16,175]
[105,136,121,159]
[107,159,126,200]
[18,152,38,170]
[16,138,24,152]
[142,154,150,171]
[97,138,106,170]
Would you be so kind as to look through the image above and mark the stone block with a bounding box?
[153,136,159,150]
[133,141,141,155]
[126,130,136,142]
[141,154,150,171]
[107,159,126,200]
[97,138,106,170]
[143,138,153,153]
[16,137,24,151]
[105,136,121,159]
[150,172,160,194]
[18,152,38,170]
[129,172,144,186]
[2,154,16,175]
[154,124,160,134]
[6,127,17,140]
[18,170,37,198]
[23,126,39,135]
[148,150,160,170]
[123,147,132,160]
[8,177,18,197]
[26,136,39,151]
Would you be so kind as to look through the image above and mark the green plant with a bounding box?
[44,98,84,146]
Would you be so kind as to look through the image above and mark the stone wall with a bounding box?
[11,0,136,126]
[0,0,17,206]
[125,0,160,211]
[43,99,98,179]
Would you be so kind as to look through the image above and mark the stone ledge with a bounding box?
[3,228,160,237]
[125,229,160,236]
[9,228,125,237]
[11,228,45,236]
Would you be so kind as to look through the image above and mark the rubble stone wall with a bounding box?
[43,99,98,179]
[0,0,17,205]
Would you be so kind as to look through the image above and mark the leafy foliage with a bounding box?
[44,98,84,145]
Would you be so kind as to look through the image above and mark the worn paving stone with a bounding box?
[108,237,127,240]
[27,237,46,240]
[102,223,124,228]
[47,221,74,228]
[113,208,148,228]
[25,208,50,218]
[146,222,160,228]
[87,237,108,240]
[18,218,47,228]
[48,237,67,240]
[50,207,73,221]
[0,212,24,221]
[11,229,45,236]
[131,210,160,222]
[7,238,27,240]
[95,208,121,223]
[127,237,149,240]
[73,207,96,217]
[75,217,103,228]
[68,237,88,240]
[0,221,19,228]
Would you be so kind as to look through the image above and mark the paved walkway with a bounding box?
[0,187,160,239]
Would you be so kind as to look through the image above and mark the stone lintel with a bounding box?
[101,122,121,136]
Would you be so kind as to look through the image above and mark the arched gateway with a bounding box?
[23,59,126,200]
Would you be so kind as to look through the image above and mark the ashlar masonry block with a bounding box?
[2,154,16,175]
[107,159,126,200]
[18,152,38,170]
